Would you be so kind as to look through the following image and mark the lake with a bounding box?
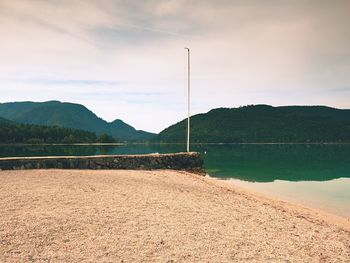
[1,143,349,218]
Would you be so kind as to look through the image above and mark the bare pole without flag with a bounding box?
[185,47,191,152]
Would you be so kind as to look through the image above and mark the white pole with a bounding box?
[185,48,190,152]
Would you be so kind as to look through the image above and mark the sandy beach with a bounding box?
[0,170,349,262]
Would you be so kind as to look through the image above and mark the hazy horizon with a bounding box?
[1,0,349,133]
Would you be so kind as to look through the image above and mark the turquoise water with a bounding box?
[1,144,349,217]
[229,177,350,218]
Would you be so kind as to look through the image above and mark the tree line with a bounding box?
[0,118,116,144]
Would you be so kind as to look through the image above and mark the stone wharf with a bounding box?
[0,152,206,175]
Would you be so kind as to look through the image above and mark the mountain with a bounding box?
[0,101,155,141]
[110,119,155,141]
[0,117,11,124]
[156,105,350,143]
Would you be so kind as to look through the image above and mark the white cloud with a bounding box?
[0,0,349,133]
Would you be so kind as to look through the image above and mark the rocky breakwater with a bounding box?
[0,152,205,175]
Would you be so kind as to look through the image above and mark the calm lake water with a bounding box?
[1,143,349,218]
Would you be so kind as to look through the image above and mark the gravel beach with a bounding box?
[0,169,349,262]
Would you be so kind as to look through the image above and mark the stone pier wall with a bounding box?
[0,152,205,175]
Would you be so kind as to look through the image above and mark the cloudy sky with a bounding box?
[0,0,349,132]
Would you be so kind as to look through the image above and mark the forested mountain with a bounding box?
[0,101,154,141]
[156,105,350,143]
[0,117,11,124]
[109,119,155,141]
[0,117,116,144]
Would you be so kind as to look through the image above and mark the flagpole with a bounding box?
[185,47,190,152]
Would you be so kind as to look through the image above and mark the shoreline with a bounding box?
[1,142,350,147]
[208,176,350,231]
[0,142,126,146]
[208,175,350,221]
[1,169,349,262]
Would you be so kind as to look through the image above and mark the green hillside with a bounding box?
[110,119,155,141]
[0,117,11,124]
[156,105,350,143]
[0,101,155,142]
[0,117,116,144]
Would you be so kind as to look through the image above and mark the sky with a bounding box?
[0,0,349,133]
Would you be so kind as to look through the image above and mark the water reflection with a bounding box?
[196,144,350,182]
[1,143,349,182]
